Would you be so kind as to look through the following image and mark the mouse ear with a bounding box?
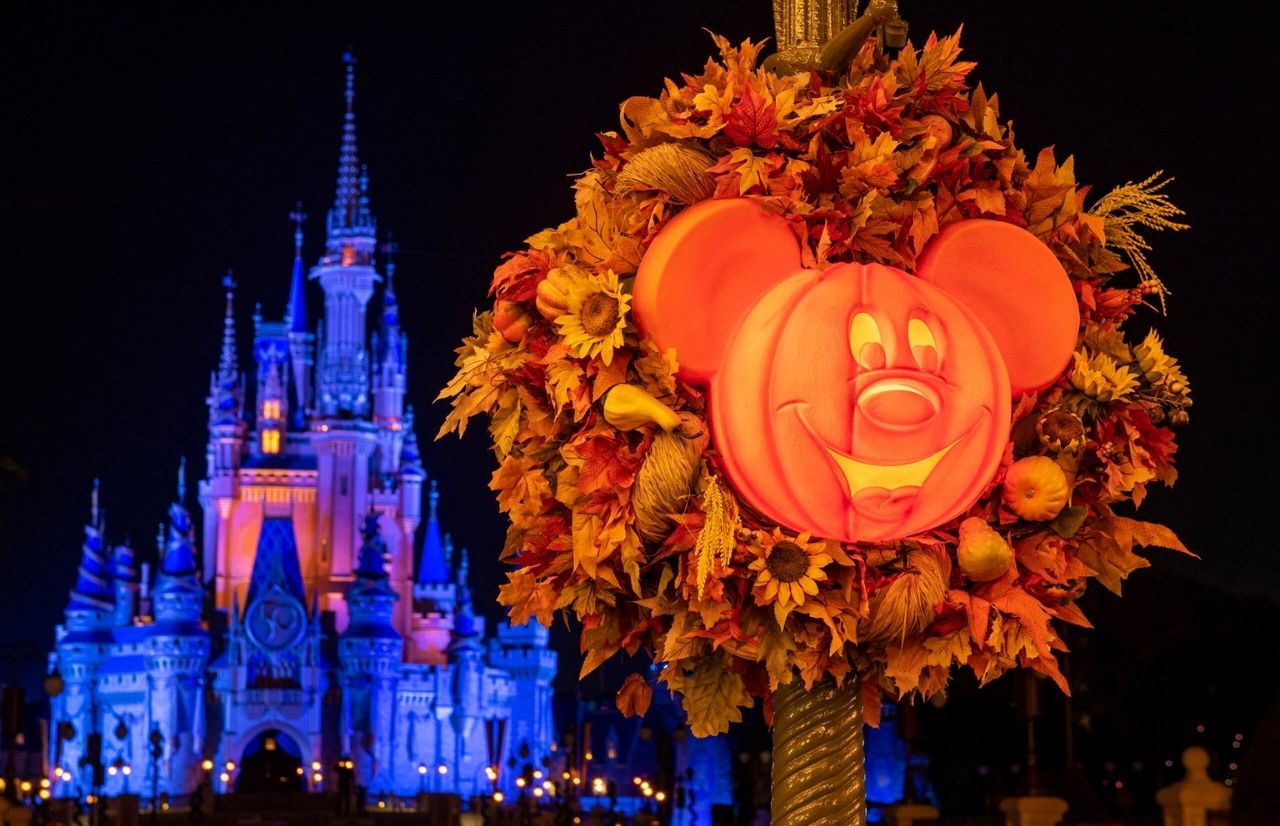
[632,198,802,383]
[917,219,1080,396]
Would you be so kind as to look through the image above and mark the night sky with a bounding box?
[2,0,1273,693]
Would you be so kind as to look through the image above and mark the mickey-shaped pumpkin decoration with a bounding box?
[632,198,1080,542]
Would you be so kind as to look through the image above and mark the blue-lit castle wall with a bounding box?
[46,57,556,801]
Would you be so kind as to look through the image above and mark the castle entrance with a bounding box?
[236,729,305,794]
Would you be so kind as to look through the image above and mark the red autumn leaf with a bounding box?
[617,673,653,719]
[490,249,552,302]
[575,434,640,495]
[724,84,778,148]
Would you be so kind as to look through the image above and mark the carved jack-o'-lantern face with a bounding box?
[632,198,1079,542]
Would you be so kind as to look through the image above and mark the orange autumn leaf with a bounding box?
[616,673,654,719]
[571,434,640,495]
[498,570,557,628]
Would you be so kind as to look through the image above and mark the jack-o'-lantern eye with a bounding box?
[850,312,886,370]
[908,317,939,372]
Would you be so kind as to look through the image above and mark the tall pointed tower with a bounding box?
[201,275,248,587]
[311,52,382,606]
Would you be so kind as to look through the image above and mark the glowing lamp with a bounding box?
[418,764,428,775]
[494,791,505,803]
[633,198,1078,541]
[201,759,214,772]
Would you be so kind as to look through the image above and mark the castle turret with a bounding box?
[398,407,425,534]
[340,512,402,791]
[50,482,114,794]
[372,237,407,477]
[449,548,486,754]
[112,541,138,628]
[286,203,314,429]
[253,302,290,457]
[488,620,557,783]
[410,481,455,664]
[65,480,114,632]
[202,275,248,585]
[145,482,211,796]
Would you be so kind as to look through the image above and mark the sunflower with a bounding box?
[555,269,630,365]
[748,531,833,625]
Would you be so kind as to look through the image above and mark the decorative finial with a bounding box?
[381,232,398,286]
[342,50,357,112]
[456,546,470,588]
[177,457,186,503]
[91,478,100,526]
[444,533,454,568]
[290,201,307,256]
[156,522,165,555]
[429,478,439,521]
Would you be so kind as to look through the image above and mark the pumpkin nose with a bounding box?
[857,380,939,429]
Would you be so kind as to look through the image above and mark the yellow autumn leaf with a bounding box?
[662,656,752,738]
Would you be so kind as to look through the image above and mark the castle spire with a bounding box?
[67,479,114,614]
[417,479,448,585]
[324,51,376,264]
[207,272,244,426]
[287,203,309,335]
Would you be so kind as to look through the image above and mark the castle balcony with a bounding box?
[239,688,311,721]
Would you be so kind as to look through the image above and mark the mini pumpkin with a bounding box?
[1002,455,1071,521]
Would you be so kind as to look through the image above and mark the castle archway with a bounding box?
[235,728,305,794]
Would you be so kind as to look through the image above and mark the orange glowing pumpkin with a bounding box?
[632,198,1079,542]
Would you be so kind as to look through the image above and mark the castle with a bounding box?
[45,55,556,802]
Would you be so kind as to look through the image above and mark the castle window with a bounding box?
[262,429,281,454]
[262,400,281,421]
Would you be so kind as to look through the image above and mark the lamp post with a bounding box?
[147,726,162,826]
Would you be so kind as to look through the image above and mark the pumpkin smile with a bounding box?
[824,436,960,499]
[788,401,978,506]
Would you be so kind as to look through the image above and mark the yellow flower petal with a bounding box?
[800,577,819,596]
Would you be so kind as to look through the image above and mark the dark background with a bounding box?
[2,0,1276,812]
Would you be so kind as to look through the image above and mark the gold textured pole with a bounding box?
[772,0,856,67]
[772,674,866,826]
